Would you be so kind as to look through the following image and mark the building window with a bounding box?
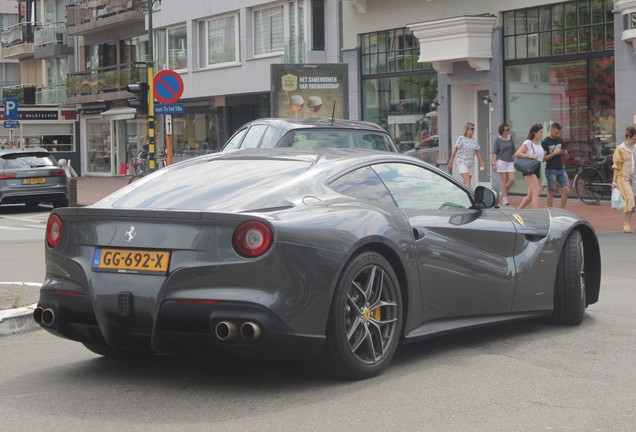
[156,25,188,71]
[503,0,614,60]
[360,28,437,154]
[198,13,239,68]
[253,4,284,56]
[286,0,305,63]
[311,0,324,51]
[504,0,615,191]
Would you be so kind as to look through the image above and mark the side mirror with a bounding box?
[474,186,497,209]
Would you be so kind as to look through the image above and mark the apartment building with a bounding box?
[149,0,341,164]
[0,0,77,168]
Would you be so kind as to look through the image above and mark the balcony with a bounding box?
[66,62,146,105]
[34,22,73,59]
[66,0,145,36]
[36,86,68,105]
[1,85,37,105]
[1,22,38,60]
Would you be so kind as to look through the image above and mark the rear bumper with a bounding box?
[36,289,325,359]
[0,187,68,205]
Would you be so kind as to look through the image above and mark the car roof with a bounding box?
[99,148,447,212]
[0,147,50,156]
[242,117,388,132]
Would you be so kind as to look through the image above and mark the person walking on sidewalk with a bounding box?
[492,123,515,205]
[611,125,636,233]
[541,122,570,208]
[448,122,485,188]
[515,123,545,209]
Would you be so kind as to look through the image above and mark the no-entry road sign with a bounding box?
[153,70,184,105]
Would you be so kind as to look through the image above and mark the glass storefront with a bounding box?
[503,0,615,192]
[170,108,222,163]
[360,28,438,154]
[85,117,148,175]
[0,108,75,152]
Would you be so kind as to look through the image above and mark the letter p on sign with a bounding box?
[4,98,18,119]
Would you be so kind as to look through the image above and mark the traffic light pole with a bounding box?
[147,0,159,171]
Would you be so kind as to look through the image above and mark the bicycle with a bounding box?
[128,146,167,184]
[573,154,613,205]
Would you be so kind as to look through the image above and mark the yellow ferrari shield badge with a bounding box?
[512,213,525,226]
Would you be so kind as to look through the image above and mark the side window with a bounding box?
[259,126,279,148]
[329,166,396,207]
[361,133,393,151]
[372,163,472,210]
[240,125,268,149]
[223,128,247,152]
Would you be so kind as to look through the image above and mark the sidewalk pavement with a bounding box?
[0,176,628,335]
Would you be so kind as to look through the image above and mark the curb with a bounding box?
[0,304,39,336]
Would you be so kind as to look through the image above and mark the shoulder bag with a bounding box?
[514,142,540,175]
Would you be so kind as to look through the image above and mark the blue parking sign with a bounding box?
[4,98,18,119]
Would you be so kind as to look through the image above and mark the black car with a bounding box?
[0,148,69,208]
[221,118,398,153]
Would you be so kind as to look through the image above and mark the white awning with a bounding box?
[101,106,136,120]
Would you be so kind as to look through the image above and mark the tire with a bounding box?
[82,340,155,359]
[574,167,604,205]
[553,230,586,325]
[313,251,403,380]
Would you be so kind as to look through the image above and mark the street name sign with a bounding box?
[154,103,185,114]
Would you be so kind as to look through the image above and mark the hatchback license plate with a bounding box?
[22,178,45,185]
[93,248,171,275]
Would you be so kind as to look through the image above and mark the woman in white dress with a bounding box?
[514,123,545,209]
[448,122,485,188]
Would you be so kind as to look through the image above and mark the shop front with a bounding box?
[502,0,616,194]
[0,107,78,169]
[80,107,147,176]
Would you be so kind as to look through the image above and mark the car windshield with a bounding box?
[0,153,56,170]
[279,129,394,152]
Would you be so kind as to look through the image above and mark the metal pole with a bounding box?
[147,0,158,171]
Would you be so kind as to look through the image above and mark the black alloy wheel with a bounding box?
[316,251,402,380]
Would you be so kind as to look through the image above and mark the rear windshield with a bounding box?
[277,129,394,152]
[0,153,56,170]
[111,158,313,210]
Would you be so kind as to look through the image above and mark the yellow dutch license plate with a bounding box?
[23,178,45,185]
[93,248,171,275]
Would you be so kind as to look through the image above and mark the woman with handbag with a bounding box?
[492,123,515,205]
[514,123,545,209]
[448,122,485,188]
[611,125,636,233]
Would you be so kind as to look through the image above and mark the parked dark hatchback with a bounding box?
[221,118,398,153]
[0,148,69,208]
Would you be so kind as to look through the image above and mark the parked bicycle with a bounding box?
[128,145,167,184]
[573,152,613,205]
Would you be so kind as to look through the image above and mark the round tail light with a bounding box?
[233,221,273,258]
[46,214,63,248]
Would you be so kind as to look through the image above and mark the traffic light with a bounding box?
[126,82,149,114]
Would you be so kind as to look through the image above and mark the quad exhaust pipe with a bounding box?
[34,306,56,327]
[214,321,237,341]
[213,320,262,342]
[240,322,262,342]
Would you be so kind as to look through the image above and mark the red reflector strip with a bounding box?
[50,169,66,177]
[175,299,221,305]
[0,173,17,180]
[55,289,83,297]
